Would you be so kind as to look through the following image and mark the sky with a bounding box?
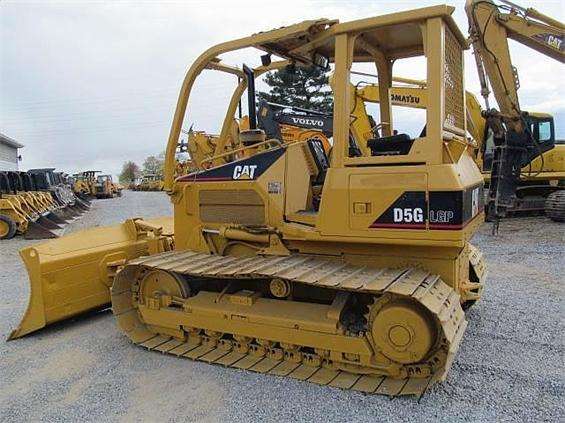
[1,0,563,178]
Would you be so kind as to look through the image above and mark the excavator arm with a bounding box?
[465,0,564,220]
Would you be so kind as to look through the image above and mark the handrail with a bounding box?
[200,139,282,166]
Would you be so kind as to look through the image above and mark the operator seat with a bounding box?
[306,138,329,186]
[367,133,414,156]
[305,138,330,212]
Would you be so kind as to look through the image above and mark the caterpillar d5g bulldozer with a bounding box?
[10,6,487,397]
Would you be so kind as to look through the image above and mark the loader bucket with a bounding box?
[45,211,67,225]
[9,216,173,340]
[76,197,91,208]
[24,220,61,240]
[58,206,80,219]
[73,198,90,211]
[37,215,63,230]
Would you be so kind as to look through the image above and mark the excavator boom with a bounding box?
[465,0,564,220]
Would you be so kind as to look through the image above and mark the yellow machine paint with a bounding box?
[9,217,173,340]
[12,6,490,397]
[350,78,564,215]
[0,171,69,240]
[94,174,120,198]
[73,171,100,198]
[465,0,564,220]
[133,174,165,191]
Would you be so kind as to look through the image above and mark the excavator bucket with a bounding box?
[9,217,173,340]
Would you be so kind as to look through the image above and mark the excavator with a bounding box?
[9,6,486,397]
[232,0,565,222]
[465,0,564,223]
[256,100,333,153]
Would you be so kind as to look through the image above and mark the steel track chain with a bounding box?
[112,250,468,397]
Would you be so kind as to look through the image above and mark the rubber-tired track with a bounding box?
[111,250,468,397]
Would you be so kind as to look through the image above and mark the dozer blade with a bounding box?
[9,216,173,340]
[23,220,63,240]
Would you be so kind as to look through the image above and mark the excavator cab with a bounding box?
[482,112,557,171]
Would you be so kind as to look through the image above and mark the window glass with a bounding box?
[538,121,551,142]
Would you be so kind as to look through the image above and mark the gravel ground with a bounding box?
[1,190,563,422]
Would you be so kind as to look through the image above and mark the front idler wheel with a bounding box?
[139,270,191,308]
[370,297,438,365]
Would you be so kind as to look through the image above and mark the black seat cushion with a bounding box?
[307,138,329,185]
[367,133,414,156]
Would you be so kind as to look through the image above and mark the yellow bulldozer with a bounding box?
[10,6,488,397]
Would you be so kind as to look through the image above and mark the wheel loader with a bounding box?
[10,6,488,397]
[27,168,90,213]
[72,171,97,200]
[94,174,120,198]
[0,172,64,239]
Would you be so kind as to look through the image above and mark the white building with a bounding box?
[0,133,24,171]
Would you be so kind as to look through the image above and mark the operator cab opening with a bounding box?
[482,113,556,171]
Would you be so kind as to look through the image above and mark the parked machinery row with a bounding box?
[71,171,123,199]
[130,174,164,191]
[0,169,90,240]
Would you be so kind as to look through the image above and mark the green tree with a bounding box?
[119,161,140,183]
[258,65,333,113]
[142,155,164,177]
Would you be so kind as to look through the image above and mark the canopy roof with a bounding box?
[250,5,466,65]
